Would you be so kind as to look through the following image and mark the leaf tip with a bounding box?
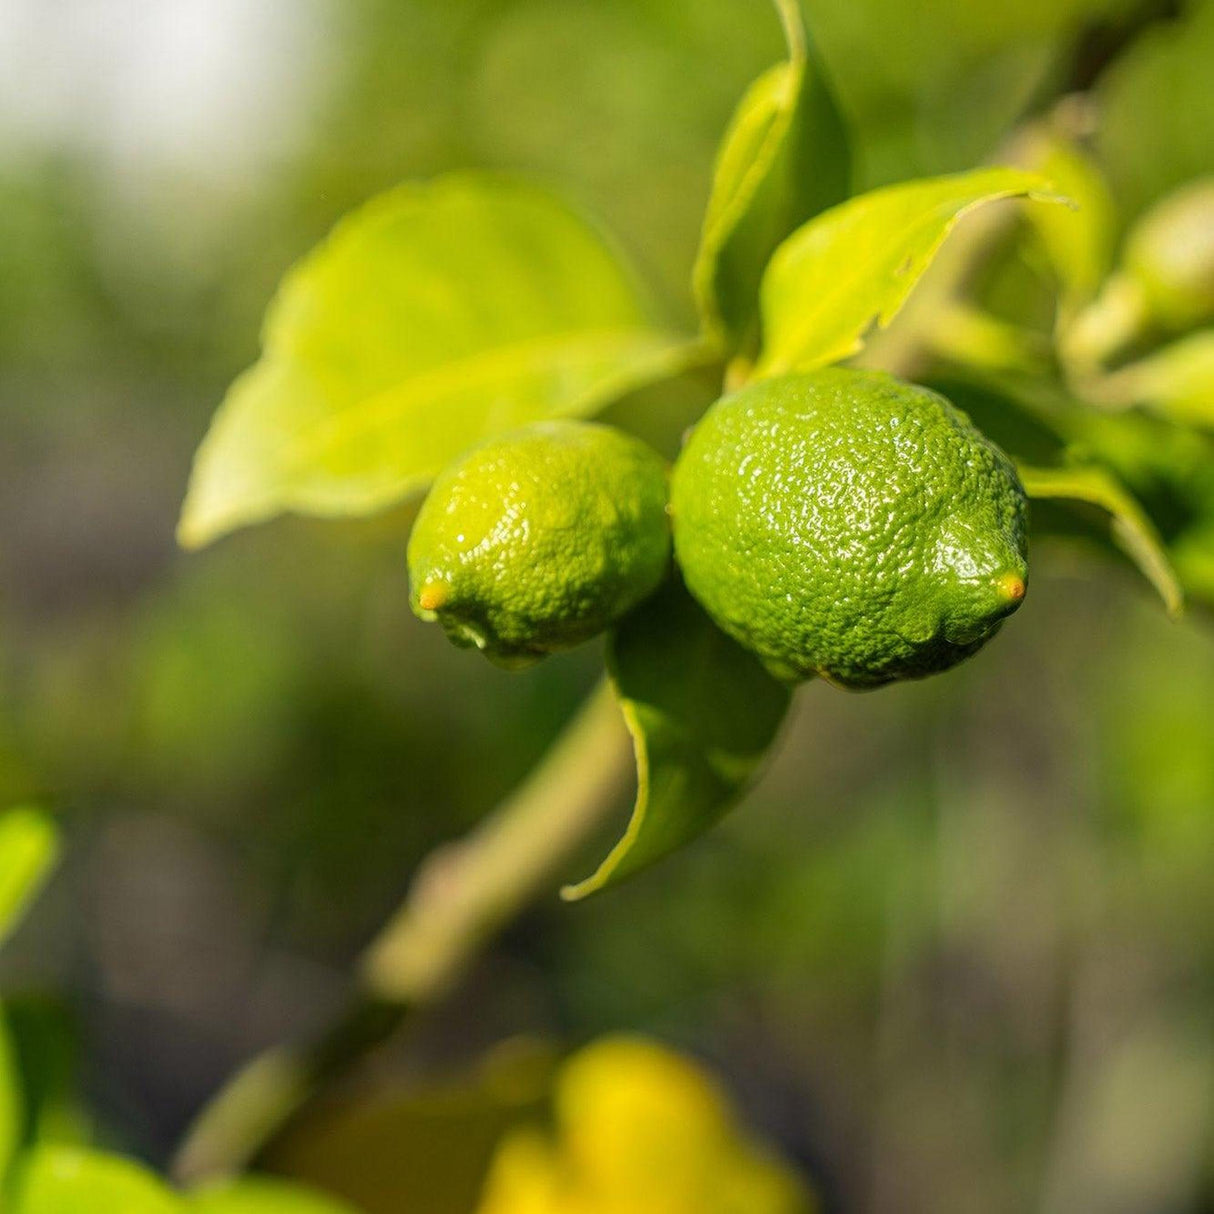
[1164,585,1186,621]
[559,842,625,903]
[175,496,229,551]
[175,513,208,552]
[176,466,268,551]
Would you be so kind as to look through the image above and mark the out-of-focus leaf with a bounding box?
[1097,0,1214,223]
[0,1012,22,1188]
[1019,462,1183,617]
[1063,406,1214,606]
[189,1177,361,1214]
[756,168,1065,375]
[1090,331,1214,429]
[0,808,58,946]
[1019,128,1117,317]
[178,175,690,548]
[12,1145,181,1214]
[1057,177,1214,372]
[692,0,849,350]
[1,997,88,1151]
[804,0,1134,188]
[929,304,1052,376]
[1172,521,1214,606]
[562,579,791,901]
[264,1040,553,1214]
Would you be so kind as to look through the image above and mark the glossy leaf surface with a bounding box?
[693,0,849,349]
[180,176,686,548]
[757,168,1064,375]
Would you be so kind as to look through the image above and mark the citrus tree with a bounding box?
[162,0,1214,1189]
[10,0,1208,1207]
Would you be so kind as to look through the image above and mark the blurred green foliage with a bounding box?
[0,1,1211,1212]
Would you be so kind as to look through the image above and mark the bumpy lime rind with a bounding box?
[409,420,671,663]
[670,368,1029,689]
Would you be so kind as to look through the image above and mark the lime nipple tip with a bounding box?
[996,572,1026,604]
[417,580,451,612]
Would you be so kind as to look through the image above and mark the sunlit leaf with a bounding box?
[562,579,791,900]
[0,808,58,946]
[179,175,690,548]
[692,0,849,349]
[1019,462,1183,617]
[12,1145,182,1214]
[756,167,1066,375]
[189,1176,361,1214]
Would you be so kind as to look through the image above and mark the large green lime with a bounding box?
[670,368,1028,688]
[409,420,670,664]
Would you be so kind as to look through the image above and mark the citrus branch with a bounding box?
[172,680,632,1185]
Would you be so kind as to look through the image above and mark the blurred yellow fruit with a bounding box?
[474,1037,813,1214]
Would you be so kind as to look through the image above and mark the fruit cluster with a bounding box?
[409,368,1029,689]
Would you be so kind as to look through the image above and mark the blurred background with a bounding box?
[0,1,1212,1211]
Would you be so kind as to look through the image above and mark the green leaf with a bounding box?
[0,1011,23,1187]
[1018,462,1184,618]
[189,1177,361,1214]
[562,579,791,901]
[756,167,1066,376]
[1019,128,1117,318]
[0,808,58,947]
[1097,0,1214,225]
[12,1145,182,1214]
[1,997,87,1152]
[692,1,849,350]
[1090,331,1214,429]
[179,175,689,549]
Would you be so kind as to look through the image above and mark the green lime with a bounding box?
[408,420,671,664]
[670,368,1028,688]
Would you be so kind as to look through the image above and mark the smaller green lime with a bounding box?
[408,420,671,665]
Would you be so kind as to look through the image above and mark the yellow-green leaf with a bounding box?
[0,808,58,947]
[756,168,1066,376]
[1019,462,1184,617]
[1091,331,1214,429]
[179,175,688,549]
[13,1145,182,1214]
[0,1012,22,1187]
[692,1,849,349]
[562,579,790,901]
